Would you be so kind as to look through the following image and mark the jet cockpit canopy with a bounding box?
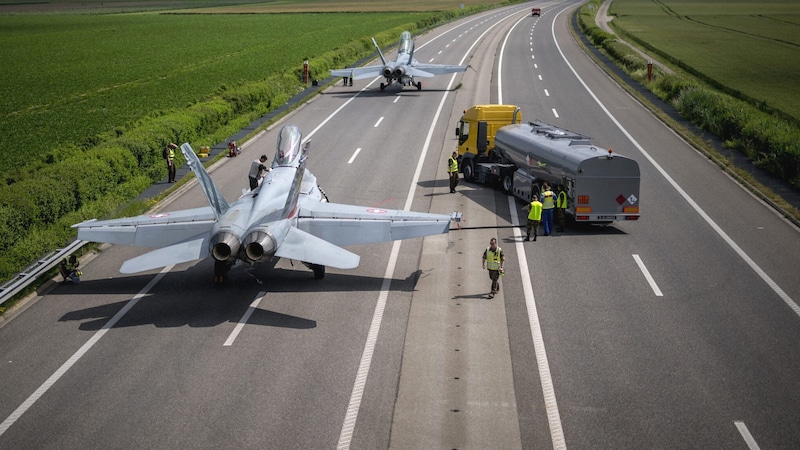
[398,31,412,54]
[274,125,304,167]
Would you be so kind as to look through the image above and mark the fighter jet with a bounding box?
[73,125,460,282]
[331,30,468,91]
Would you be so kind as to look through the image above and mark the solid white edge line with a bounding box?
[224,291,266,346]
[510,197,567,449]
[0,265,174,437]
[548,7,799,317]
[632,254,663,296]
[735,421,761,450]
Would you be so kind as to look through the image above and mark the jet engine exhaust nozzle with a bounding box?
[382,66,394,78]
[243,229,277,263]
[393,66,405,78]
[210,231,241,262]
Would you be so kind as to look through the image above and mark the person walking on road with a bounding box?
[556,184,567,232]
[522,194,543,241]
[164,143,178,183]
[482,237,505,299]
[447,151,459,193]
[541,182,555,235]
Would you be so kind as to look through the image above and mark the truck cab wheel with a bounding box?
[463,160,475,182]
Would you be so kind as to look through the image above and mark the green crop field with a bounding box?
[609,0,800,121]
[0,0,505,179]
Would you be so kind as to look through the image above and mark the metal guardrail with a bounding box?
[0,240,87,308]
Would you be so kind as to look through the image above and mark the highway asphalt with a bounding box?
[2,1,800,448]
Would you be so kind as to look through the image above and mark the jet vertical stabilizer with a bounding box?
[181,143,230,219]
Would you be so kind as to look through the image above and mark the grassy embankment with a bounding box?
[576,0,800,217]
[0,0,518,310]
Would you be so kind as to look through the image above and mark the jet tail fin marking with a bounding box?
[180,143,229,220]
[371,37,387,66]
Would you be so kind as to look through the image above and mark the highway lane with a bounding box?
[0,8,526,449]
[5,1,800,448]
[496,1,800,448]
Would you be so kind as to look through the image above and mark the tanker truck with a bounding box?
[456,104,640,223]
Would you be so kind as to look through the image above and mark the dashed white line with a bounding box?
[544,89,550,96]
[735,421,761,450]
[373,117,383,127]
[632,254,663,296]
[224,291,266,346]
[347,148,362,164]
[552,108,559,118]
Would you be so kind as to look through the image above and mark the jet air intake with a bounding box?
[243,229,277,263]
[210,231,241,262]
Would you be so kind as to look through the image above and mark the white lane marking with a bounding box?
[338,14,519,449]
[538,74,543,80]
[374,117,384,128]
[393,96,401,103]
[224,291,266,346]
[544,89,550,96]
[0,265,174,437]
[552,108,559,118]
[347,148,362,164]
[632,254,663,296]
[510,197,567,449]
[549,6,800,318]
[337,242,400,449]
[735,421,761,450]
[499,11,568,449]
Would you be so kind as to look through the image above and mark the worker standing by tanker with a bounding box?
[448,151,459,193]
[482,238,505,299]
[556,184,567,232]
[164,143,177,183]
[522,194,543,241]
[541,182,555,235]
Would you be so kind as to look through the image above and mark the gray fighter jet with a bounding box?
[331,30,467,91]
[73,125,460,282]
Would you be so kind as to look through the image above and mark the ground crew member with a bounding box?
[248,155,269,190]
[556,184,567,232]
[58,255,81,283]
[447,151,459,193]
[164,143,177,183]
[541,182,555,235]
[522,194,543,241]
[481,237,505,298]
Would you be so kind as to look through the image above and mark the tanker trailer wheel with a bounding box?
[500,169,514,194]
[463,160,475,182]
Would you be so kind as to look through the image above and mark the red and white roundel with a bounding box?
[149,213,170,218]
[366,209,388,214]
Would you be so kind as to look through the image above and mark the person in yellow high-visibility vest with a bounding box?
[556,184,568,232]
[522,194,543,241]
[164,143,178,183]
[541,182,555,235]
[447,151,459,193]
[481,237,505,298]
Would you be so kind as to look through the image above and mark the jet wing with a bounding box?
[72,206,217,248]
[411,63,468,76]
[275,226,360,269]
[296,202,453,247]
[330,66,384,80]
